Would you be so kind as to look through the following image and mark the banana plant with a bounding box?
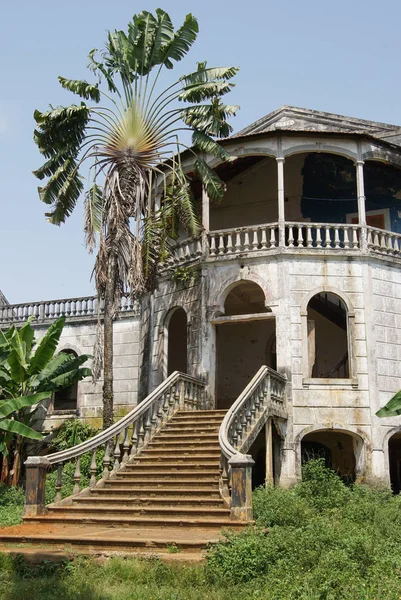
[0,316,91,484]
[33,9,239,427]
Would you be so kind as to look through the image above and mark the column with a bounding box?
[24,456,50,516]
[228,453,255,521]
[356,160,368,251]
[202,186,210,255]
[276,157,286,248]
[265,418,274,485]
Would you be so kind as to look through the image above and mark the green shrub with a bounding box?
[297,457,352,510]
[253,484,312,527]
[0,483,24,527]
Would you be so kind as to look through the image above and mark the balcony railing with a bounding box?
[0,295,140,326]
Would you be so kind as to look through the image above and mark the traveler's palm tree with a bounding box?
[33,10,238,427]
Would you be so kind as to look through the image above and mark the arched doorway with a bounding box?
[166,307,188,376]
[307,292,349,378]
[301,429,363,483]
[53,349,78,411]
[215,281,276,408]
[388,431,401,494]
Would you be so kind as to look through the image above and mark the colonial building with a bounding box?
[3,105,401,501]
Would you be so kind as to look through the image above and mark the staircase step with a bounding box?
[25,514,235,528]
[144,447,221,455]
[92,487,221,497]
[123,462,219,470]
[74,496,224,507]
[47,505,230,518]
[148,440,220,448]
[132,454,220,462]
[157,431,219,439]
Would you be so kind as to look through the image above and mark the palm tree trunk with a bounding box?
[102,256,117,430]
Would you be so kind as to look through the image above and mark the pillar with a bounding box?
[228,453,255,521]
[276,157,286,248]
[24,456,50,516]
[356,160,368,251]
[265,418,274,485]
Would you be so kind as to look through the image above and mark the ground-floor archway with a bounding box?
[301,429,362,483]
[215,319,276,408]
[388,432,401,494]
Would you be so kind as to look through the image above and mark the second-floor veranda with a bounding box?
[165,130,401,269]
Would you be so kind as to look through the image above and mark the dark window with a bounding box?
[53,349,78,411]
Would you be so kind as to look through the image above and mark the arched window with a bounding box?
[307,292,349,378]
[53,349,78,411]
[166,308,188,376]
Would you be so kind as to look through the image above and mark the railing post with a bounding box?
[276,157,286,249]
[228,453,255,521]
[356,158,368,252]
[24,457,50,516]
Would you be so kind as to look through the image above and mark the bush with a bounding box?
[206,460,401,598]
[0,483,25,526]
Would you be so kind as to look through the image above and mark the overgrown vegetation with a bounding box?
[3,460,401,598]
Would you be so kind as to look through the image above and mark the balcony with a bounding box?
[161,221,401,271]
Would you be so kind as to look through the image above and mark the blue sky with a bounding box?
[1,0,400,303]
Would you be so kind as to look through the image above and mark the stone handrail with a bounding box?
[367,226,401,256]
[24,371,206,516]
[219,365,286,520]
[208,222,279,256]
[285,222,360,250]
[0,294,140,326]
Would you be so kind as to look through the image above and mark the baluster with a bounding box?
[209,235,217,256]
[174,382,181,410]
[243,231,250,251]
[270,227,277,248]
[184,243,191,259]
[234,231,242,253]
[306,225,313,248]
[394,237,400,254]
[150,402,158,434]
[162,391,170,424]
[221,456,229,496]
[55,463,63,503]
[73,457,81,495]
[103,441,111,478]
[156,396,164,427]
[196,239,203,256]
[260,228,268,249]
[353,227,359,249]
[246,401,252,429]
[316,226,323,248]
[130,421,138,457]
[252,229,259,250]
[112,435,121,471]
[343,226,350,249]
[254,388,261,415]
[122,428,130,463]
[334,226,340,249]
[137,416,145,450]
[380,232,387,252]
[287,226,294,248]
[236,414,243,448]
[218,235,225,255]
[231,415,238,448]
[226,234,233,254]
[324,226,331,248]
[387,234,393,253]
[144,409,152,444]
[295,226,302,247]
[373,230,380,249]
[90,450,97,488]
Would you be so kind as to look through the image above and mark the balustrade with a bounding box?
[0,295,140,326]
[285,222,360,250]
[162,236,202,270]
[367,226,401,256]
[219,366,286,520]
[208,223,278,257]
[24,371,206,516]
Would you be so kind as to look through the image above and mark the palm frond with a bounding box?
[58,77,101,102]
[192,130,235,163]
[194,158,226,201]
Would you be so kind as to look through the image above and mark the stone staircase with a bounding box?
[0,410,244,557]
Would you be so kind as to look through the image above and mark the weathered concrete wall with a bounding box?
[31,315,141,431]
